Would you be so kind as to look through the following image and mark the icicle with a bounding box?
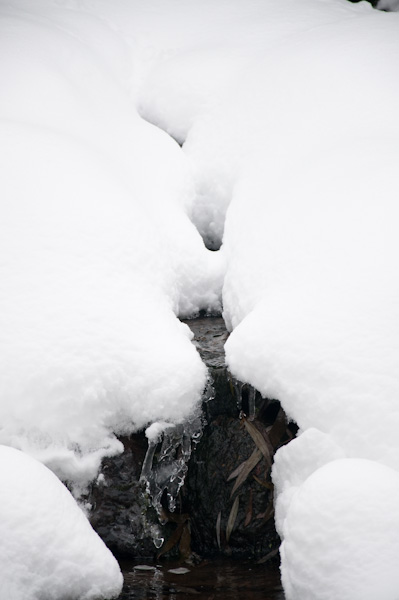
[139,440,157,482]
[229,374,244,412]
[247,386,256,421]
[140,411,204,526]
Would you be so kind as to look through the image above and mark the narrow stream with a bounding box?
[119,558,285,599]
[116,316,286,599]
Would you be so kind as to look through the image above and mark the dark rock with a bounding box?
[88,435,160,558]
[88,316,296,562]
[182,414,280,558]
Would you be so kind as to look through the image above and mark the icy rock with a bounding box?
[0,445,122,600]
[141,415,203,518]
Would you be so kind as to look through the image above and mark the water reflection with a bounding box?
[119,558,285,600]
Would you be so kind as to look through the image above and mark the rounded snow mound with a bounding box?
[281,458,399,600]
[0,445,123,600]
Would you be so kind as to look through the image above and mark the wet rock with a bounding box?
[88,316,296,561]
[88,435,159,558]
[181,317,295,560]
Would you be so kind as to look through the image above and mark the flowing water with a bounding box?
[118,317,286,599]
[119,558,285,599]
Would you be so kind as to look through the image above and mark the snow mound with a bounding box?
[0,121,209,490]
[281,459,399,600]
[0,1,224,490]
[0,445,122,600]
[272,429,346,537]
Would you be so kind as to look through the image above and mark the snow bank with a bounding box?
[280,459,399,600]
[0,445,122,600]
[0,0,223,490]
[208,2,399,596]
[4,0,399,596]
[97,0,399,594]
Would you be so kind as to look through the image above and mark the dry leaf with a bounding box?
[256,548,279,564]
[256,502,274,524]
[179,523,191,559]
[252,474,274,490]
[244,489,253,527]
[226,496,239,543]
[157,522,185,559]
[216,511,221,550]
[268,407,287,448]
[243,419,272,466]
[230,448,262,497]
[227,460,247,482]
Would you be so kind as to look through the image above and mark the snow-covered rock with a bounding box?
[0,0,223,491]
[3,0,399,597]
[280,459,399,600]
[0,445,122,600]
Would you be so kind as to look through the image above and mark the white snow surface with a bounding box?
[280,459,399,600]
[0,0,224,490]
[3,0,399,598]
[0,445,123,600]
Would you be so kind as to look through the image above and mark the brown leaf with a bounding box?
[226,496,239,543]
[256,548,279,564]
[244,489,253,527]
[227,460,247,482]
[243,419,272,466]
[157,522,185,558]
[230,448,262,498]
[161,508,189,524]
[216,511,221,550]
[268,407,288,448]
[252,474,274,490]
[256,502,274,524]
[179,522,191,559]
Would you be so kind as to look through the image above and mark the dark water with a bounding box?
[119,558,285,600]
[182,316,229,369]
[119,317,285,599]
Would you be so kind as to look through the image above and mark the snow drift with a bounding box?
[0,445,123,600]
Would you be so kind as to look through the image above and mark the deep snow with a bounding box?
[0,445,123,600]
[2,0,399,598]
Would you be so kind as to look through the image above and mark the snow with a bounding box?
[378,0,399,9]
[3,0,399,598]
[0,0,223,491]
[280,459,399,600]
[0,445,122,600]
[145,422,177,444]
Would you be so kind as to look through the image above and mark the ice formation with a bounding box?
[141,416,202,516]
[0,445,123,600]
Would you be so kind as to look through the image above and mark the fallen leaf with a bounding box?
[227,460,247,482]
[243,419,272,466]
[179,522,191,559]
[256,502,274,524]
[157,522,185,559]
[252,474,274,490]
[256,548,279,564]
[244,489,253,527]
[226,496,239,543]
[230,448,262,497]
[216,511,221,550]
[268,407,288,448]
